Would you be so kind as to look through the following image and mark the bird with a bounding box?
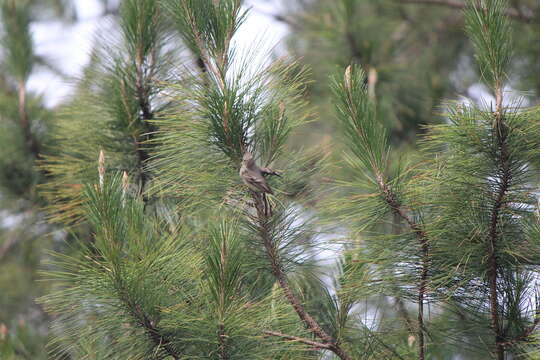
[239,152,280,216]
[239,152,279,194]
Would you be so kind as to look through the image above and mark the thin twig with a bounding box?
[17,80,40,157]
[398,0,534,22]
[251,194,352,360]
[218,322,229,360]
[263,330,333,349]
[133,38,158,202]
[375,172,429,360]
[117,281,181,359]
[485,85,509,360]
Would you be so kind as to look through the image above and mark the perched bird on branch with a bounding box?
[239,151,280,215]
[239,152,280,194]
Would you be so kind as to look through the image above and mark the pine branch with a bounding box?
[462,2,513,356]
[499,307,540,347]
[17,80,39,157]
[263,330,333,349]
[520,305,540,342]
[251,194,352,360]
[484,83,509,360]
[163,3,348,358]
[398,0,534,22]
[218,322,229,360]
[1,2,39,158]
[135,54,154,122]
[178,1,227,91]
[375,171,429,360]
[336,64,430,359]
[391,215,417,338]
[139,313,181,360]
[120,0,163,203]
[116,277,181,359]
[133,54,155,200]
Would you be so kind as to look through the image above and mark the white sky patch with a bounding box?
[231,4,289,71]
[74,0,104,19]
[27,0,105,107]
[28,19,99,107]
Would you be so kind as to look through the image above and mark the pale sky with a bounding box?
[28,0,288,107]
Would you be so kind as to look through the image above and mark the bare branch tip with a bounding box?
[344,65,352,91]
[98,149,105,190]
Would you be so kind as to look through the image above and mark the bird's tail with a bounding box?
[262,193,272,217]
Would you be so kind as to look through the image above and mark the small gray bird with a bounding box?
[239,152,279,194]
[239,152,280,216]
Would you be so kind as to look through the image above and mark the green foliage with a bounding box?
[325,1,540,358]
[161,0,246,65]
[282,0,462,151]
[331,65,389,180]
[120,0,163,63]
[1,1,34,82]
[3,0,540,359]
[420,99,540,355]
[41,175,316,359]
[149,59,310,210]
[41,0,174,224]
[40,1,331,359]
[465,0,513,90]
[0,0,65,357]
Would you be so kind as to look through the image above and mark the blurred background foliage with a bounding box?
[0,0,540,358]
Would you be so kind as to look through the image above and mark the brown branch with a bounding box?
[398,0,534,22]
[218,322,229,360]
[499,322,538,348]
[17,81,40,157]
[263,330,333,349]
[375,172,429,360]
[499,305,540,348]
[135,55,153,122]
[520,307,540,342]
[485,86,510,360]
[343,66,429,359]
[140,313,180,360]
[181,2,226,91]
[133,43,157,201]
[117,282,181,359]
[250,193,351,360]
[391,214,417,339]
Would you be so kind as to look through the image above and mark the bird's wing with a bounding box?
[243,171,273,194]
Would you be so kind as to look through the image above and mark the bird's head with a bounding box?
[242,151,255,167]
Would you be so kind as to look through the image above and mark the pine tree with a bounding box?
[41,1,332,358]
[430,1,540,357]
[19,1,540,360]
[329,0,540,358]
